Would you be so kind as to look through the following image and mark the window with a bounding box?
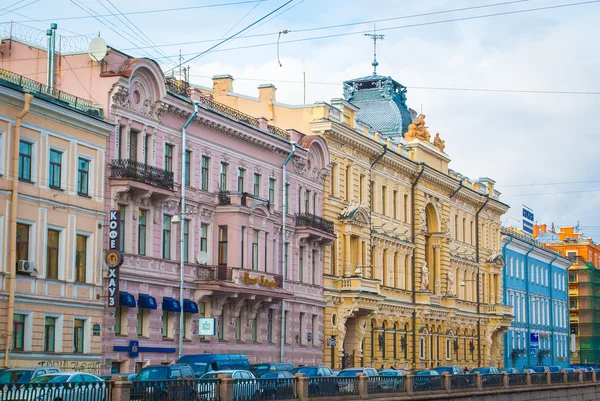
[299,312,305,345]
[200,224,208,253]
[267,309,273,343]
[47,229,60,279]
[44,316,56,352]
[359,174,365,203]
[571,325,578,335]
[13,314,25,351]
[75,235,87,283]
[73,319,85,353]
[382,186,387,215]
[138,210,147,255]
[18,141,32,181]
[446,339,451,360]
[201,156,210,191]
[143,134,149,164]
[218,226,228,265]
[570,299,578,309]
[218,312,225,341]
[252,316,258,342]
[241,226,245,268]
[312,250,317,285]
[220,162,228,191]
[129,131,138,161]
[253,173,261,196]
[470,221,474,244]
[462,218,466,242]
[199,302,206,340]
[162,215,171,259]
[311,315,316,346]
[78,158,90,196]
[164,144,173,172]
[137,309,145,336]
[283,311,289,343]
[393,190,398,219]
[252,230,259,270]
[299,246,305,282]
[115,307,123,335]
[162,311,170,338]
[16,223,29,262]
[118,205,126,252]
[569,272,577,282]
[235,316,242,341]
[264,233,269,272]
[49,149,62,189]
[345,166,351,200]
[420,337,426,359]
[183,220,190,262]
[237,168,245,192]
[269,178,275,204]
[184,150,191,186]
[403,194,409,223]
[304,190,310,213]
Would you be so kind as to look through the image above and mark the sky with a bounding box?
[1,0,599,238]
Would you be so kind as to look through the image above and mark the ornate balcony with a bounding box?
[295,213,336,244]
[196,265,290,299]
[110,159,174,190]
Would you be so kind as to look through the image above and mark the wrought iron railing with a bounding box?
[166,77,190,97]
[509,373,527,386]
[413,375,444,392]
[252,377,297,400]
[530,372,546,385]
[482,374,504,388]
[0,67,104,118]
[110,159,175,190]
[231,378,260,401]
[450,374,476,389]
[197,94,260,128]
[295,213,335,234]
[217,265,233,281]
[131,379,207,401]
[550,372,563,384]
[197,265,217,281]
[267,124,290,140]
[198,379,221,401]
[567,372,580,383]
[308,377,358,397]
[0,381,112,401]
[367,376,405,394]
[218,191,232,205]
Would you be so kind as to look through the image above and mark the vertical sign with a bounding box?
[522,205,534,235]
[105,210,124,307]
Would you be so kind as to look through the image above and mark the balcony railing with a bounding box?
[295,213,335,234]
[110,159,174,190]
[165,77,190,97]
[197,265,284,289]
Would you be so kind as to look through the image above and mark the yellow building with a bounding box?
[0,69,112,371]
[201,73,512,369]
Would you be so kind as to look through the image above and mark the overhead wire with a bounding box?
[0,0,39,18]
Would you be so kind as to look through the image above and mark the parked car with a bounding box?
[8,372,106,401]
[378,369,408,391]
[528,366,549,373]
[0,367,61,384]
[252,363,294,377]
[548,366,562,373]
[178,354,250,377]
[413,370,442,391]
[517,368,535,374]
[101,373,137,381]
[561,368,578,373]
[434,366,464,375]
[256,371,295,398]
[288,366,338,394]
[200,370,259,400]
[337,368,378,392]
[131,364,197,401]
[499,368,519,374]
[470,367,501,385]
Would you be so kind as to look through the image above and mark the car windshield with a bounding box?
[201,373,223,380]
[31,375,69,384]
[435,367,453,373]
[260,373,278,378]
[0,370,33,384]
[338,370,360,377]
[380,371,401,376]
[137,367,169,381]
[290,367,317,376]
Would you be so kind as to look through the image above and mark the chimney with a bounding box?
[258,84,277,103]
[541,224,547,232]
[212,75,234,97]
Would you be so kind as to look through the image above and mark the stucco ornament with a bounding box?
[332,303,357,338]
[421,262,430,291]
[446,269,456,296]
[433,133,446,152]
[405,114,431,142]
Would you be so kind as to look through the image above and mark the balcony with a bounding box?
[334,276,381,296]
[295,213,336,244]
[196,265,290,298]
[110,159,174,191]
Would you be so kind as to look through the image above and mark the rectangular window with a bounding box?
[75,235,87,283]
[298,187,302,215]
[137,309,144,336]
[252,230,259,271]
[269,178,275,204]
[183,219,190,262]
[18,141,32,181]
[13,314,25,351]
[299,246,305,282]
[570,299,578,309]
[77,158,89,196]
[218,226,228,265]
[200,224,208,253]
[345,166,351,200]
[218,313,225,341]
[283,311,289,343]
[47,229,60,279]
[393,190,398,219]
[143,134,148,164]
[220,162,228,191]
[118,205,126,251]
[162,311,170,338]
[359,175,365,204]
[162,215,171,259]
[264,233,269,272]
[267,309,273,343]
[16,223,29,262]
[73,319,85,353]
[184,150,191,186]
[138,210,147,255]
[201,156,210,191]
[44,316,56,352]
[164,144,173,172]
[299,312,305,345]
[129,131,138,161]
[49,149,62,189]
[330,164,337,196]
[241,226,245,268]
[382,186,387,216]
[237,168,245,192]
[253,173,261,196]
[312,250,317,285]
[115,307,122,335]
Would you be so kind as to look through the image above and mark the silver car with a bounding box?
[200,370,259,400]
[5,372,106,401]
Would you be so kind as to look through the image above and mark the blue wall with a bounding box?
[502,232,571,369]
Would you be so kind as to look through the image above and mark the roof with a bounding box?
[343,74,413,137]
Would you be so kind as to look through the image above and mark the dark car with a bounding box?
[257,371,295,398]
[413,370,443,391]
[0,368,61,384]
[337,368,378,393]
[101,373,137,381]
[528,366,549,373]
[177,354,250,378]
[434,366,464,375]
[252,363,294,377]
[131,364,197,401]
[548,366,562,373]
[289,366,338,395]
[378,369,409,391]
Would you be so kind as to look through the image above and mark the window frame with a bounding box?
[18,140,33,182]
[16,223,30,262]
[48,149,62,189]
[44,316,56,352]
[138,209,147,256]
[162,215,172,260]
[164,144,174,172]
[268,178,276,204]
[252,230,259,271]
[253,173,261,197]
[13,314,25,351]
[237,168,245,193]
[73,319,85,353]
[46,229,60,279]
[77,157,90,196]
[218,226,228,265]
[75,234,87,283]
[201,156,210,191]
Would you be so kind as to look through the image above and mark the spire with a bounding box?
[364,24,384,75]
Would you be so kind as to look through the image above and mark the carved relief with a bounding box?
[211,296,229,317]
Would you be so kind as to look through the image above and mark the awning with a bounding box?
[183,299,198,314]
[162,297,181,313]
[119,292,137,308]
[138,294,157,310]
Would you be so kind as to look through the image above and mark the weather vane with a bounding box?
[364,24,384,75]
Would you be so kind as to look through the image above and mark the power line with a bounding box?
[500,180,600,187]
[0,0,29,13]
[0,0,39,18]
[503,189,600,197]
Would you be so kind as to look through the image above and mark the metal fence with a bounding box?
[0,381,111,401]
[509,373,527,386]
[413,375,444,392]
[550,372,563,384]
[482,374,504,388]
[130,379,200,401]
[531,373,547,385]
[567,373,580,383]
[198,379,221,401]
[367,376,405,394]
[308,377,358,397]
[450,374,476,390]
[583,372,593,382]
[252,377,296,400]
[110,159,175,190]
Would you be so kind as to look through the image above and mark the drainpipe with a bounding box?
[178,101,199,359]
[280,142,296,363]
[524,244,535,367]
[410,163,425,369]
[501,233,514,366]
[475,195,489,367]
[5,93,33,368]
[49,23,57,91]
[369,145,387,276]
[548,253,558,366]
[46,29,52,87]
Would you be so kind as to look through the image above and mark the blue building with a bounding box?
[502,228,571,368]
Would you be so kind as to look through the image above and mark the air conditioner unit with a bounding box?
[17,260,34,275]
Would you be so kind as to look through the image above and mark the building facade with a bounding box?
[501,228,570,369]
[4,35,334,372]
[0,67,113,371]
[535,225,600,366]
[204,72,513,370]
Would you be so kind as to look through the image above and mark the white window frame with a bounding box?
[48,146,67,190]
[44,313,64,353]
[76,154,94,198]
[14,310,33,352]
[73,316,91,354]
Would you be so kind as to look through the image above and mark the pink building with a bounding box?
[2,34,334,373]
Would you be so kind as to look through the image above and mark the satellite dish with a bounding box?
[88,37,107,62]
[196,251,209,265]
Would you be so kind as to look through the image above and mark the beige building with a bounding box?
[201,73,512,369]
[0,68,112,371]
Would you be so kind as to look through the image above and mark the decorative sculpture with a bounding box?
[405,114,431,142]
[447,270,456,296]
[421,262,430,291]
[433,133,446,152]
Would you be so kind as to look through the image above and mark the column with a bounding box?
[406,254,412,291]
[357,238,363,276]
[433,244,441,295]
[496,275,502,304]
[344,233,352,277]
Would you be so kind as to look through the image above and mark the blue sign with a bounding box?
[114,340,176,358]
[530,332,539,344]
[522,206,534,235]
[307,332,312,342]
